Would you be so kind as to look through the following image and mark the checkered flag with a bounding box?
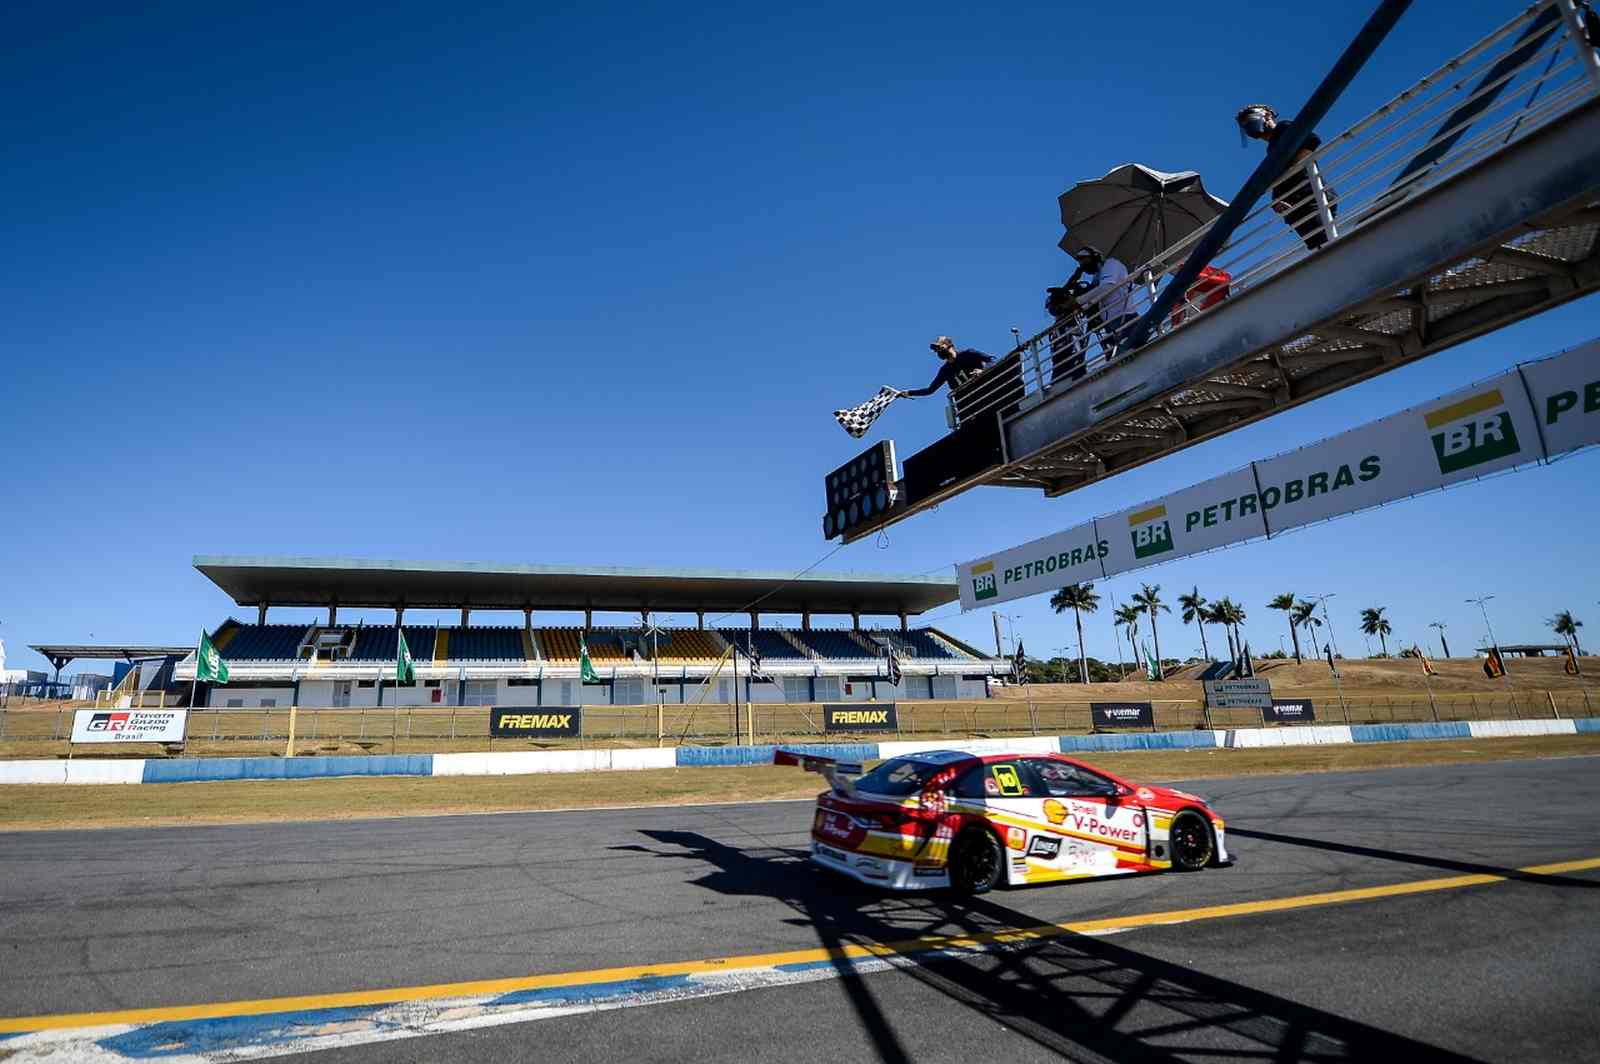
[834,386,903,439]
[745,638,768,682]
[885,645,902,686]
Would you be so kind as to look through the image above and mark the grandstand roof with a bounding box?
[193,555,959,616]
[30,644,192,668]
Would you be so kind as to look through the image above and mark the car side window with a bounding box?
[950,761,1034,799]
[1031,759,1116,798]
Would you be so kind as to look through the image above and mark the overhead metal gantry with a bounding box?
[841,0,1600,541]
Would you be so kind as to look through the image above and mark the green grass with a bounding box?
[2,734,1596,832]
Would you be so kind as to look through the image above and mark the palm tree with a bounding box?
[1205,603,1235,662]
[1360,606,1392,656]
[1292,600,1321,658]
[1113,604,1142,680]
[1551,609,1584,655]
[1299,601,1324,659]
[1178,586,1210,661]
[1213,598,1247,662]
[1130,584,1170,679]
[1049,583,1100,684]
[1269,591,1302,662]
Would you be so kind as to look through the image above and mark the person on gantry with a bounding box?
[899,335,994,397]
[1236,103,1338,251]
[1046,245,1136,389]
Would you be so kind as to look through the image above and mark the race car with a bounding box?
[776,748,1230,893]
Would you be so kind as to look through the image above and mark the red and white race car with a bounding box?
[777,748,1231,893]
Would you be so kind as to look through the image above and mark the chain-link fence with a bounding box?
[1,688,1595,758]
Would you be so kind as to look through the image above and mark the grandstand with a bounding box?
[178,556,1008,707]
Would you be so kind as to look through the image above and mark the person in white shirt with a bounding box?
[1047,247,1138,387]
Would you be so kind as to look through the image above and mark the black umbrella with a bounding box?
[1057,163,1228,269]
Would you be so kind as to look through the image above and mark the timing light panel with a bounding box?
[823,440,898,540]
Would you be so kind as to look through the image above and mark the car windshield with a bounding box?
[853,758,946,797]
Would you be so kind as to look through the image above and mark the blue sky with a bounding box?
[3,0,1595,674]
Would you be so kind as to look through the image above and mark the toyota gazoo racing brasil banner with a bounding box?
[71,710,187,744]
[956,339,1600,610]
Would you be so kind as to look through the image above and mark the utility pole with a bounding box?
[1316,594,1340,659]
[1429,621,1451,658]
[1467,596,1506,674]
[992,612,1004,657]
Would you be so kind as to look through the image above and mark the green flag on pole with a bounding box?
[579,634,600,683]
[197,630,230,684]
[1142,641,1159,682]
[397,628,415,685]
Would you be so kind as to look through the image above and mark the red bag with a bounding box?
[1170,266,1231,325]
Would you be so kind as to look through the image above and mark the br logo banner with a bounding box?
[1424,388,1521,474]
[490,707,583,738]
[971,561,998,601]
[822,703,899,732]
[1128,504,1175,559]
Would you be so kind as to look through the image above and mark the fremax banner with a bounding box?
[958,339,1600,610]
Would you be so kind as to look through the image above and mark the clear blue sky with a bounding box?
[3,0,1595,674]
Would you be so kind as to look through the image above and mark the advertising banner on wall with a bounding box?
[71,710,187,744]
[1090,702,1154,730]
[490,707,582,738]
[822,703,899,732]
[956,339,1600,610]
[1264,698,1316,723]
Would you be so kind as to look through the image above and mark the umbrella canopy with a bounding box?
[1057,163,1228,269]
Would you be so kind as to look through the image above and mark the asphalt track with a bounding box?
[3,756,1599,1062]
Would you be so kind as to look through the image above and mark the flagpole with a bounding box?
[1419,649,1439,721]
[732,639,741,746]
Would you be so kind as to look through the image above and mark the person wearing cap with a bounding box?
[1046,246,1137,389]
[900,336,1024,424]
[899,336,995,397]
[1236,103,1338,250]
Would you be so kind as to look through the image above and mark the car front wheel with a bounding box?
[948,828,1004,894]
[1169,810,1215,871]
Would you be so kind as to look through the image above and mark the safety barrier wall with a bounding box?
[3,690,1593,751]
[0,718,1587,784]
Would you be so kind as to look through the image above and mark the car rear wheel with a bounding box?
[1169,810,1214,871]
[948,828,1004,894]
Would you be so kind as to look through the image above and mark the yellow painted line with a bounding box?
[1127,503,1167,526]
[1424,388,1504,428]
[2,855,1596,1035]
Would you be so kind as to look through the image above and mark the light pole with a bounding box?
[1054,644,1074,683]
[1467,596,1506,675]
[1429,621,1450,658]
[1315,594,1340,659]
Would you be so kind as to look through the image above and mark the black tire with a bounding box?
[948,828,1004,895]
[1169,810,1215,872]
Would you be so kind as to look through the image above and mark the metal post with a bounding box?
[1548,690,1561,719]
[1127,0,1413,351]
[1306,160,1339,241]
[732,640,741,745]
[1557,0,1600,92]
[286,705,297,758]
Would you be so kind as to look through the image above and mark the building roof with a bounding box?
[30,644,192,668]
[193,555,959,617]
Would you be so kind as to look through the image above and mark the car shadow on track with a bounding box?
[616,830,1484,1064]
[1225,828,1599,888]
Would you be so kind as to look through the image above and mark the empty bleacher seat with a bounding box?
[440,626,525,660]
[791,630,875,660]
[217,624,311,661]
[719,630,808,660]
[349,626,438,661]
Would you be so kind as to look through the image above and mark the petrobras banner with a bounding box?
[956,339,1600,610]
[1517,340,1600,458]
[71,709,187,744]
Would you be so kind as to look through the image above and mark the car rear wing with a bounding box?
[774,749,861,795]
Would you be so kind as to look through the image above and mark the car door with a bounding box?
[946,759,1042,882]
[1024,758,1150,875]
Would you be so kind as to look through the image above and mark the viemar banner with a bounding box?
[958,339,1600,610]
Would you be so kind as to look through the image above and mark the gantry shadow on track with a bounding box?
[614,831,1490,1064]
[1225,828,1600,888]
